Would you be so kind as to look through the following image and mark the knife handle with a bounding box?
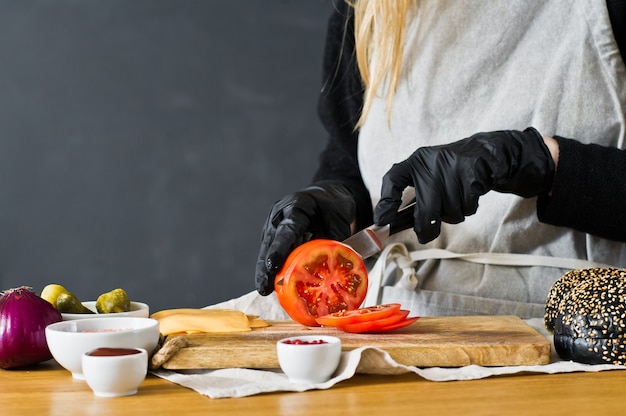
[388,199,416,236]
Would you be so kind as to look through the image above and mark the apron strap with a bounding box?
[363,243,614,307]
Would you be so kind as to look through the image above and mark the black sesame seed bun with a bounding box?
[546,268,626,365]
[544,267,618,331]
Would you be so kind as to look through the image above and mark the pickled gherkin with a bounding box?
[41,283,94,314]
[96,288,131,313]
[56,292,95,314]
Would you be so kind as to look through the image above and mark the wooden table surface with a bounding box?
[2,359,625,415]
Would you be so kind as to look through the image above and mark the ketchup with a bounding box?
[87,347,142,357]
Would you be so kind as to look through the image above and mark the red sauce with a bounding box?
[87,347,142,357]
[282,339,328,345]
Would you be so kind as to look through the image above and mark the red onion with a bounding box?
[0,286,62,369]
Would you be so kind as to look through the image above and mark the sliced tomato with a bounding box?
[337,309,411,333]
[315,304,401,327]
[274,239,368,327]
[365,316,420,333]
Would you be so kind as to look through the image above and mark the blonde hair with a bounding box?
[348,0,412,127]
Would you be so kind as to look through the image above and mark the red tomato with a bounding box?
[366,316,420,333]
[274,239,369,326]
[315,304,401,327]
[337,309,411,333]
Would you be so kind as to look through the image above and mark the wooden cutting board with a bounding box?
[161,315,551,369]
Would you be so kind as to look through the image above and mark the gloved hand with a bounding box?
[255,180,356,295]
[374,128,555,244]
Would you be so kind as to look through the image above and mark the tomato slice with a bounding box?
[274,239,368,326]
[337,309,411,333]
[315,304,401,327]
[366,316,420,333]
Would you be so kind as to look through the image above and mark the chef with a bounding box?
[254,0,626,318]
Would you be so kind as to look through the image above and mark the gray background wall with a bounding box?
[0,0,334,311]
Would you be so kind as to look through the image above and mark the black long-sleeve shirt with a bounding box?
[313,0,626,243]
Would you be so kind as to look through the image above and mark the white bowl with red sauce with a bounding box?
[45,317,159,379]
[276,335,342,383]
[82,347,148,397]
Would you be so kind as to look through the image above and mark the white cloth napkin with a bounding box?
[151,291,625,399]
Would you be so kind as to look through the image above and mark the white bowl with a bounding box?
[45,317,159,379]
[82,347,148,397]
[276,335,342,383]
[61,301,149,320]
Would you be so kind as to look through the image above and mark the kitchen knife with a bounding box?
[343,200,416,259]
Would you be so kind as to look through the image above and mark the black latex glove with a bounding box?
[255,180,356,295]
[374,128,555,244]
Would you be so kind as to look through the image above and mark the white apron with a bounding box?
[358,0,626,318]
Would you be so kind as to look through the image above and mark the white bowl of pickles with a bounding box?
[41,284,149,321]
[62,301,150,320]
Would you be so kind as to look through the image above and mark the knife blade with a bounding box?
[342,200,416,259]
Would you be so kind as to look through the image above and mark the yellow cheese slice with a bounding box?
[150,308,269,335]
